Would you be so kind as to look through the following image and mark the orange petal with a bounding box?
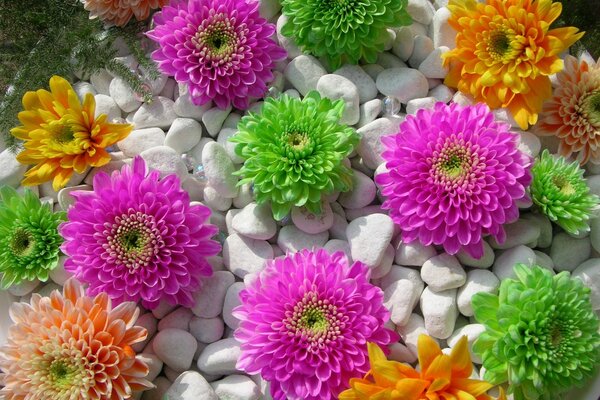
[423,354,452,382]
[417,334,442,373]
[452,378,494,396]
[450,336,473,378]
[394,378,430,400]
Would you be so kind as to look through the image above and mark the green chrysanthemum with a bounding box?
[0,186,66,288]
[231,91,359,220]
[530,149,599,234]
[472,264,600,400]
[280,0,412,69]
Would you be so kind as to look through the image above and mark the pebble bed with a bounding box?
[0,0,599,399]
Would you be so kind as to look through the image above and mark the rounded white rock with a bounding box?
[201,142,239,198]
[394,240,437,267]
[165,371,218,400]
[132,96,177,130]
[376,68,429,104]
[196,338,242,375]
[420,287,458,339]
[117,127,165,157]
[489,219,541,249]
[189,317,224,344]
[383,279,421,326]
[140,146,188,179]
[153,328,197,372]
[550,232,591,271]
[572,258,600,310]
[211,375,260,400]
[165,118,203,154]
[191,271,235,318]
[202,105,232,137]
[223,282,245,330]
[492,245,536,280]
[291,201,334,234]
[333,65,378,104]
[456,270,500,316]
[223,234,273,278]
[456,240,494,268]
[277,225,329,253]
[347,213,394,267]
[317,74,360,125]
[447,324,486,364]
[232,202,277,240]
[338,170,377,209]
[284,55,327,96]
[421,253,467,292]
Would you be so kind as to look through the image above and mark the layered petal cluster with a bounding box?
[442,0,584,129]
[11,76,132,191]
[280,0,411,69]
[340,335,506,400]
[0,279,152,399]
[376,102,532,258]
[473,264,600,400]
[0,186,65,288]
[147,0,286,110]
[537,54,600,164]
[82,0,169,26]
[233,249,397,400]
[59,157,221,309]
[231,91,359,220]
[530,149,599,235]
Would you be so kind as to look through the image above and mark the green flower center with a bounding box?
[552,174,576,196]
[47,122,76,145]
[299,306,329,333]
[49,360,79,388]
[490,30,511,56]
[192,14,237,62]
[107,211,164,270]
[287,132,310,151]
[584,91,600,125]
[9,227,35,257]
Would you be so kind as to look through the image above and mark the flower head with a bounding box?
[442,0,584,130]
[233,249,397,400]
[82,0,169,26]
[473,264,600,400]
[340,335,506,400]
[231,91,359,220]
[530,149,599,235]
[537,54,600,164]
[147,0,286,110]
[59,156,221,309]
[376,102,531,258]
[0,186,65,288]
[0,278,152,399]
[280,0,411,69]
[11,76,132,191]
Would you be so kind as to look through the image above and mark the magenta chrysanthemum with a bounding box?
[147,0,286,110]
[59,157,221,309]
[376,102,532,258]
[233,249,397,400]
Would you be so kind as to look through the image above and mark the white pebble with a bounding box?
[317,74,360,125]
[338,170,377,209]
[190,317,224,344]
[140,146,188,179]
[376,68,429,104]
[109,77,141,113]
[492,245,536,280]
[217,128,244,164]
[276,15,302,59]
[174,92,213,120]
[232,202,277,240]
[456,240,494,268]
[428,84,455,103]
[392,27,415,61]
[357,99,382,128]
[517,130,542,157]
[447,324,486,364]
[432,7,456,49]
[357,117,403,169]
[347,214,394,267]
[132,96,177,130]
[223,282,245,330]
[211,375,260,400]
[117,128,165,157]
[90,70,113,95]
[550,232,591,271]
[394,240,437,267]
[362,64,385,81]
[94,94,121,122]
[421,253,467,291]
[371,244,395,279]
[572,258,600,310]
[406,97,438,115]
[384,279,421,326]
[396,314,431,357]
[191,271,235,318]
[284,55,327,96]
[418,47,450,79]
[489,219,541,249]
[407,0,435,25]
[166,371,218,400]
[165,118,203,154]
[203,186,232,212]
[277,225,329,252]
[291,201,334,234]
[224,234,273,278]
[202,142,238,198]
[137,353,163,382]
[158,307,193,331]
[420,287,458,339]
[202,105,232,137]
[153,329,197,372]
[333,65,378,104]
[457,270,500,316]
[408,36,434,68]
[377,53,407,69]
[0,149,27,188]
[197,338,242,375]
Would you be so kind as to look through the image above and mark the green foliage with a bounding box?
[0,0,158,150]
[231,91,359,220]
[557,0,600,58]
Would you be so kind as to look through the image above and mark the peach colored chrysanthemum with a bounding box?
[443,0,584,130]
[339,335,506,400]
[82,0,169,27]
[536,54,600,164]
[11,76,132,191]
[0,279,152,399]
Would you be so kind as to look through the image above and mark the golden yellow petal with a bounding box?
[52,167,73,191]
[22,91,42,111]
[449,336,473,378]
[452,379,494,397]
[417,334,442,373]
[49,75,74,108]
[423,354,452,382]
[394,379,430,400]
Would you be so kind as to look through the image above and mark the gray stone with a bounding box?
[284,55,327,96]
[376,68,428,103]
[317,74,360,125]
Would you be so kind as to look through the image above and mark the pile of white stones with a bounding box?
[1,0,599,399]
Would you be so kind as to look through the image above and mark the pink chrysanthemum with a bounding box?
[537,54,600,165]
[376,102,532,258]
[0,278,151,400]
[59,157,221,309]
[147,0,286,110]
[233,249,397,400]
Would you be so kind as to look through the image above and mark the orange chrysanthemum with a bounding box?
[442,0,584,130]
[0,279,152,399]
[11,76,132,191]
[536,54,600,164]
[339,334,506,400]
[82,0,169,27]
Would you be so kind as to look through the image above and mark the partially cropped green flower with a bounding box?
[280,0,412,69]
[530,149,599,234]
[0,186,66,288]
[473,264,600,400]
[231,91,359,220]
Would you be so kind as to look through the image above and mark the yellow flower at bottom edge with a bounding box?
[339,334,506,400]
[442,0,584,130]
[11,76,132,191]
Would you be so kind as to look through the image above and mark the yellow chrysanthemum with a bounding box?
[442,0,584,130]
[11,76,132,191]
[339,334,506,400]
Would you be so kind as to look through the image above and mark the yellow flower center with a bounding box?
[287,131,310,151]
[49,359,80,389]
[583,91,600,126]
[552,174,576,196]
[9,227,35,257]
[486,27,519,62]
[52,124,75,144]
